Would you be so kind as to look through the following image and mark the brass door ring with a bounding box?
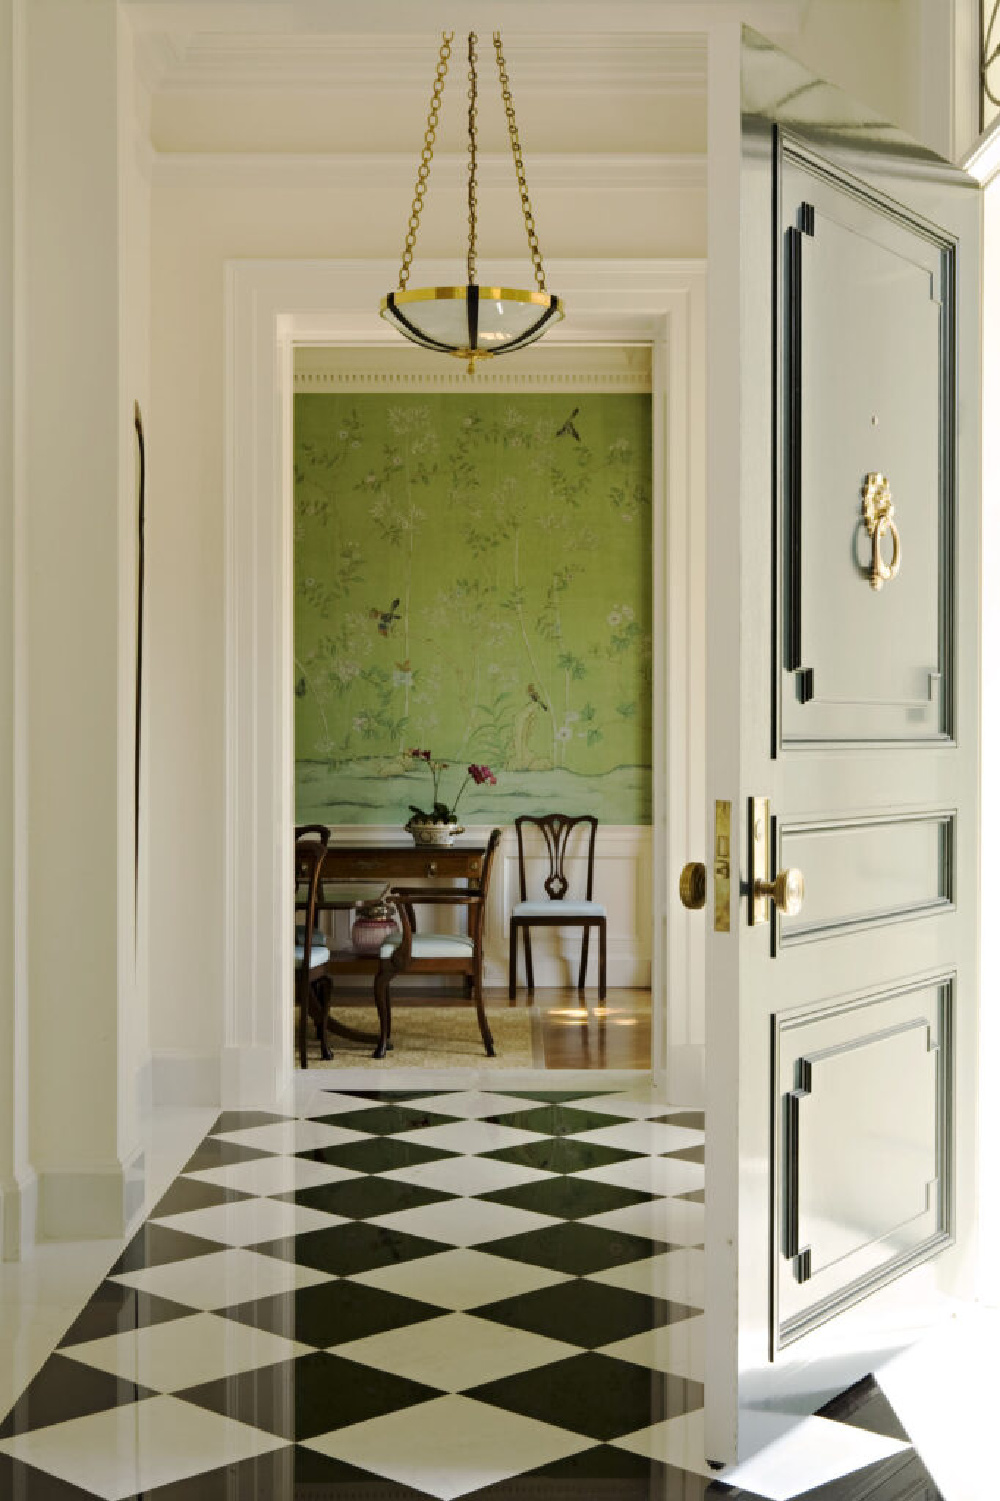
[862,472,901,592]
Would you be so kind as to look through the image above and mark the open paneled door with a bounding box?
[700,28,982,1465]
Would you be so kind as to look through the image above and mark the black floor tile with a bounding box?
[657,1110,705,1131]
[58,1281,195,1349]
[298,1136,455,1176]
[477,1443,746,1500]
[180,1137,273,1174]
[0,1455,99,1499]
[487,1220,672,1276]
[816,1375,910,1444]
[278,1174,453,1220]
[0,1353,156,1439]
[485,1104,632,1137]
[313,1104,460,1136]
[495,1091,614,1103]
[177,1351,439,1441]
[108,1223,224,1276]
[666,1144,705,1164]
[677,1188,705,1203]
[468,1351,703,1441]
[150,1176,254,1219]
[479,1173,653,1221]
[336,1090,438,1102]
[483,1136,640,1176]
[220,1278,442,1348]
[256,1220,449,1277]
[208,1110,296,1135]
[477,1276,700,1349]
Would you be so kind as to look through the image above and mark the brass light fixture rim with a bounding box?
[381,286,564,313]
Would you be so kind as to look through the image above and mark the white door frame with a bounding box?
[222,257,706,1106]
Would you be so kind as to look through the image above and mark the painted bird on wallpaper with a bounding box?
[556,407,581,441]
[370,598,401,637]
[527,683,549,712]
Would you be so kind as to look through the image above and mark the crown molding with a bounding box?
[293,341,653,392]
[136,31,709,95]
[151,149,707,195]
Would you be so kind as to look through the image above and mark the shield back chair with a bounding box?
[509,813,607,1002]
[373,828,503,1060]
[294,836,391,1068]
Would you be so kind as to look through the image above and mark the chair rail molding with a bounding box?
[223,256,706,1106]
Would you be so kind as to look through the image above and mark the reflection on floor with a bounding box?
[333,985,653,1070]
[0,1084,940,1499]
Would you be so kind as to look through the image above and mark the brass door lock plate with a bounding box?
[714,800,731,933]
[750,796,769,926]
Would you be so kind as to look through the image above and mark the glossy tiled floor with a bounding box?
[0,1085,942,1499]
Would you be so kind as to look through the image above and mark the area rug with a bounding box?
[299,1004,535,1069]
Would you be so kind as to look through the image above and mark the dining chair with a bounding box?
[295,823,331,846]
[508,813,607,1001]
[373,828,503,1060]
[294,837,335,1069]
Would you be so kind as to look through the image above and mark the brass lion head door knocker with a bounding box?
[861,471,901,592]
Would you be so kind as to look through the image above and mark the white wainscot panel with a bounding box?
[316,824,651,991]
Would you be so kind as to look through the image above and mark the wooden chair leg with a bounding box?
[474,975,495,1057]
[598,918,607,1000]
[373,973,390,1060]
[579,925,591,992]
[317,977,333,1061]
[508,922,518,1000]
[297,974,309,1070]
[523,927,535,995]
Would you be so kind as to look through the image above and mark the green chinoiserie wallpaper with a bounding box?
[294,391,653,825]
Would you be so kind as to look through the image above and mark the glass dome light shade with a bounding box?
[380,284,564,364]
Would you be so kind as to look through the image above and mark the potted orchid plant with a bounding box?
[405,749,497,846]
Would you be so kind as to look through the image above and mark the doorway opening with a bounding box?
[292,342,656,1073]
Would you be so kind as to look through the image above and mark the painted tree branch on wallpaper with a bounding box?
[294,393,653,825]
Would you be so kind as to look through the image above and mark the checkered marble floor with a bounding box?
[0,1087,941,1499]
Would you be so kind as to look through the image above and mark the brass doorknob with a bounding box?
[753,867,805,917]
[679,862,707,911]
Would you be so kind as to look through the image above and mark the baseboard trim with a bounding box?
[221,1045,283,1108]
[152,1049,222,1107]
[0,1168,38,1261]
[36,1146,146,1242]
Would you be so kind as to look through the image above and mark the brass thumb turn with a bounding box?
[753,867,805,918]
[679,862,707,911]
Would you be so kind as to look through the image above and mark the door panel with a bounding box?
[704,27,980,1466]
[782,144,955,744]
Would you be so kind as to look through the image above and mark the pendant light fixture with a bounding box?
[381,32,563,372]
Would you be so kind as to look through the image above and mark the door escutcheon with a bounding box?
[750,796,805,926]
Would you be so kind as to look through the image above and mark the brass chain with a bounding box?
[467,33,478,285]
[398,32,453,291]
[493,33,547,292]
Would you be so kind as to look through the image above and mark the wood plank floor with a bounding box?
[361,986,652,1069]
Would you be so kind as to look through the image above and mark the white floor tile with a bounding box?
[599,1315,705,1381]
[184,1155,361,1196]
[716,1410,910,1500]
[111,1248,330,1310]
[575,1156,705,1198]
[587,1247,705,1304]
[382,1154,554,1198]
[150,1195,342,1247]
[209,1120,368,1155]
[59,1311,311,1392]
[613,1407,714,1477]
[334,1311,575,1390]
[369,1196,554,1248]
[574,1120,705,1155]
[396,1120,542,1156]
[406,1090,544,1119]
[0,1394,287,1500]
[304,1393,592,1500]
[349,1248,570,1310]
[582,1198,705,1246]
